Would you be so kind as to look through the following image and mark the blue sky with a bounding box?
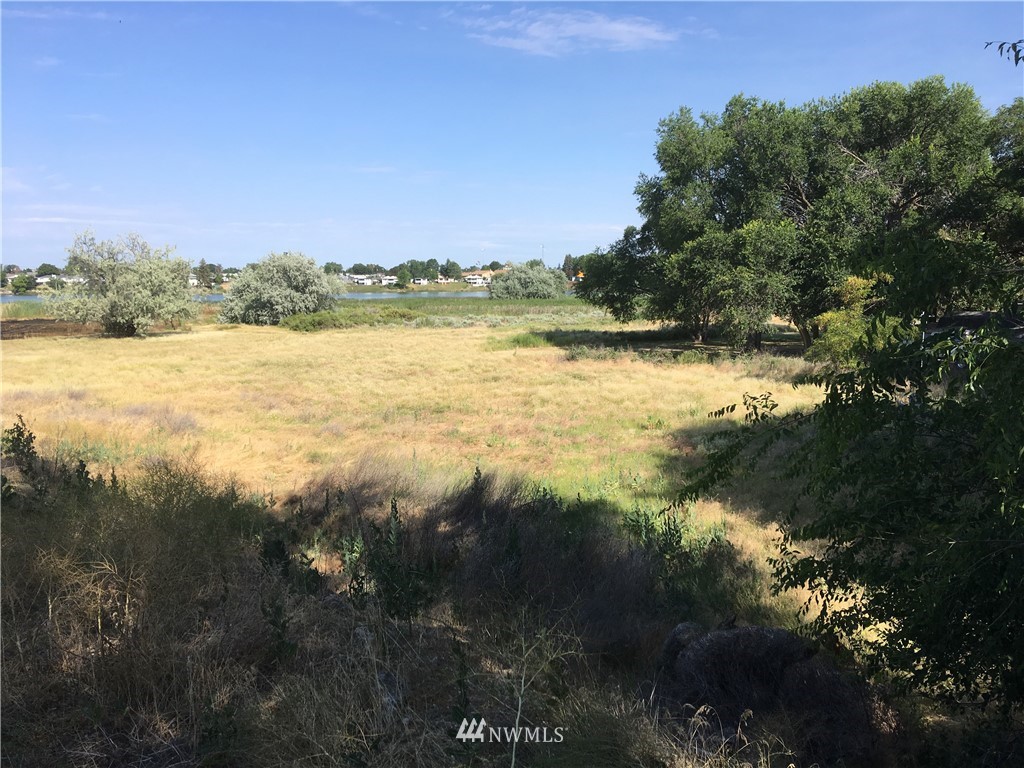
[3,1,1022,270]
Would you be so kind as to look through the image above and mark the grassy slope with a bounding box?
[1,307,817,491]
[2,311,819,620]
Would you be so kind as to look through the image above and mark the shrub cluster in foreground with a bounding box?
[2,417,875,768]
[6,416,1017,766]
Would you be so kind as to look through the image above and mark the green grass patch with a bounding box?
[284,297,606,332]
[487,331,554,350]
[565,344,625,361]
[280,304,427,331]
[0,300,52,320]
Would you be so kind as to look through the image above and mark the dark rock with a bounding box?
[654,623,895,766]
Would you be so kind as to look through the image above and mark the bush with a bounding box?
[280,305,425,331]
[9,273,37,295]
[219,252,341,325]
[489,264,567,300]
[685,325,1024,704]
[805,276,896,371]
[48,231,196,337]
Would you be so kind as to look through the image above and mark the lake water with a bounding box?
[2,291,491,304]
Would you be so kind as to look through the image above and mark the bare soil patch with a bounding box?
[1,319,100,340]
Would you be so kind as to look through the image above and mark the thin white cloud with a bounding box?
[4,7,112,21]
[17,217,155,228]
[458,8,683,57]
[67,113,112,124]
[19,203,143,218]
[33,56,62,68]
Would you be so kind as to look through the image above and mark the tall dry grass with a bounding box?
[2,424,844,767]
[0,321,820,495]
[2,318,820,630]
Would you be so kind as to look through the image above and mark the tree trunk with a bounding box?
[797,323,813,349]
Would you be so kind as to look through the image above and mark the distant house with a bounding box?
[379,275,398,286]
[436,275,456,284]
[464,273,491,287]
[411,277,430,286]
[353,276,374,286]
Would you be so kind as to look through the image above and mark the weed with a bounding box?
[622,503,727,610]
[676,348,712,364]
[488,331,553,350]
[339,496,437,621]
[1,414,39,477]
[281,305,427,331]
[565,344,623,362]
[640,414,667,431]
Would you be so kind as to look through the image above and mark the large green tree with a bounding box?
[9,274,37,295]
[580,77,996,349]
[49,231,196,336]
[683,92,1024,703]
[440,259,462,280]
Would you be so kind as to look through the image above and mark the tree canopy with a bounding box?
[440,259,462,280]
[49,231,196,336]
[679,84,1024,703]
[579,77,999,350]
[218,252,341,325]
[9,273,37,295]
[348,263,385,275]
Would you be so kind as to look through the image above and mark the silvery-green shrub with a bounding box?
[219,252,341,325]
[49,231,197,337]
[489,264,566,300]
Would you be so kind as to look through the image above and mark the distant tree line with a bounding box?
[192,259,225,289]
[327,259,488,282]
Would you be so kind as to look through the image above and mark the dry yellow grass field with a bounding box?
[1,323,817,491]
[2,320,821,616]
